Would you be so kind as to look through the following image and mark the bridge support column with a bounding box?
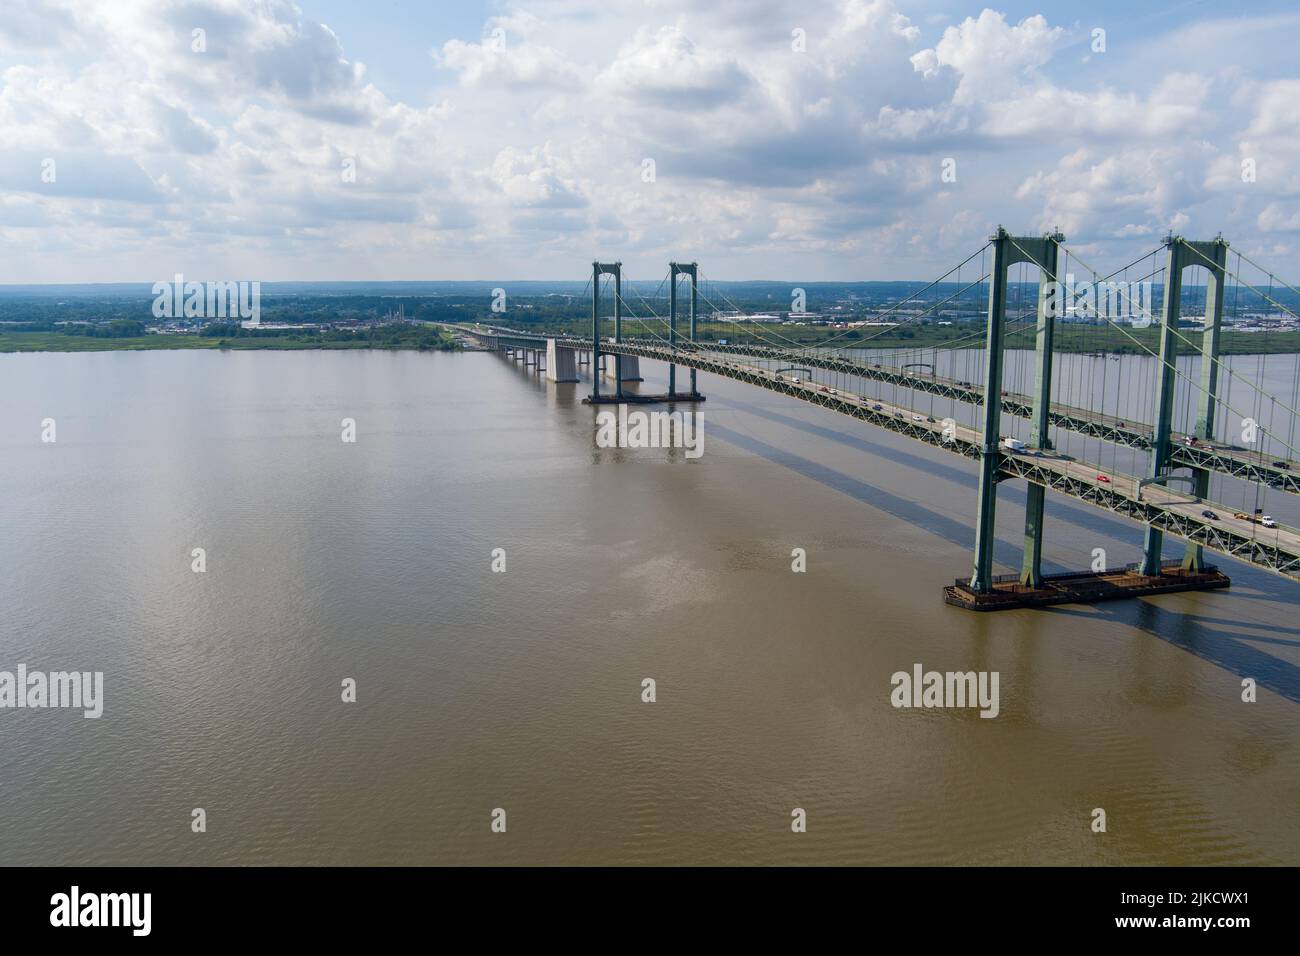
[613,267,624,398]
[1141,236,1201,576]
[546,339,578,383]
[690,266,698,396]
[1182,237,1228,573]
[1020,232,1064,588]
[971,231,1011,593]
[669,265,678,395]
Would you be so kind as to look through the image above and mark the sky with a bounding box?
[1,0,1298,283]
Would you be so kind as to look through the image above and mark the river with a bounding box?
[1,347,1297,864]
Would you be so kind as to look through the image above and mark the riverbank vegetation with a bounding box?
[0,323,455,353]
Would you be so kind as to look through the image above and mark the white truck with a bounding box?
[1001,437,1027,453]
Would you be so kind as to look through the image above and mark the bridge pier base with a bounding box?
[946,563,1230,611]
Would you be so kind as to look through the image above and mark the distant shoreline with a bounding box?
[0,330,458,354]
[5,325,1300,356]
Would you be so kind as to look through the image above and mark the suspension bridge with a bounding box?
[449,228,1300,610]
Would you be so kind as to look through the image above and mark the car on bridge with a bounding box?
[1097,473,1110,483]
[1238,511,1279,528]
[1202,510,1219,520]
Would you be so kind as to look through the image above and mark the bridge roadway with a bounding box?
[462,324,1300,497]
[460,324,1300,581]
[693,340,1300,495]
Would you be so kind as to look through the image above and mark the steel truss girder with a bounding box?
[1168,444,1300,494]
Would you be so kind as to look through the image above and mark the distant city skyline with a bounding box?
[2,0,1299,283]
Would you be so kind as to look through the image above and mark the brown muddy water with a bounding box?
[0,348,1296,865]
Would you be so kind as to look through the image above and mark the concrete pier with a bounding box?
[602,355,642,382]
[546,339,578,383]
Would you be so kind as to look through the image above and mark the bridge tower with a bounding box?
[1140,235,1229,575]
[971,227,1063,593]
[668,262,699,398]
[590,261,622,402]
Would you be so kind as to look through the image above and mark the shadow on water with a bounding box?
[722,398,1298,600]
[1045,600,1300,705]
[708,422,1039,574]
[729,399,1162,543]
[706,410,1300,705]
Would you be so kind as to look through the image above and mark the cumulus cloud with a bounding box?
[0,0,1296,280]
[910,10,1063,103]
[597,26,754,109]
[488,145,588,210]
[437,37,584,90]
[1015,144,1220,239]
[0,0,81,52]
